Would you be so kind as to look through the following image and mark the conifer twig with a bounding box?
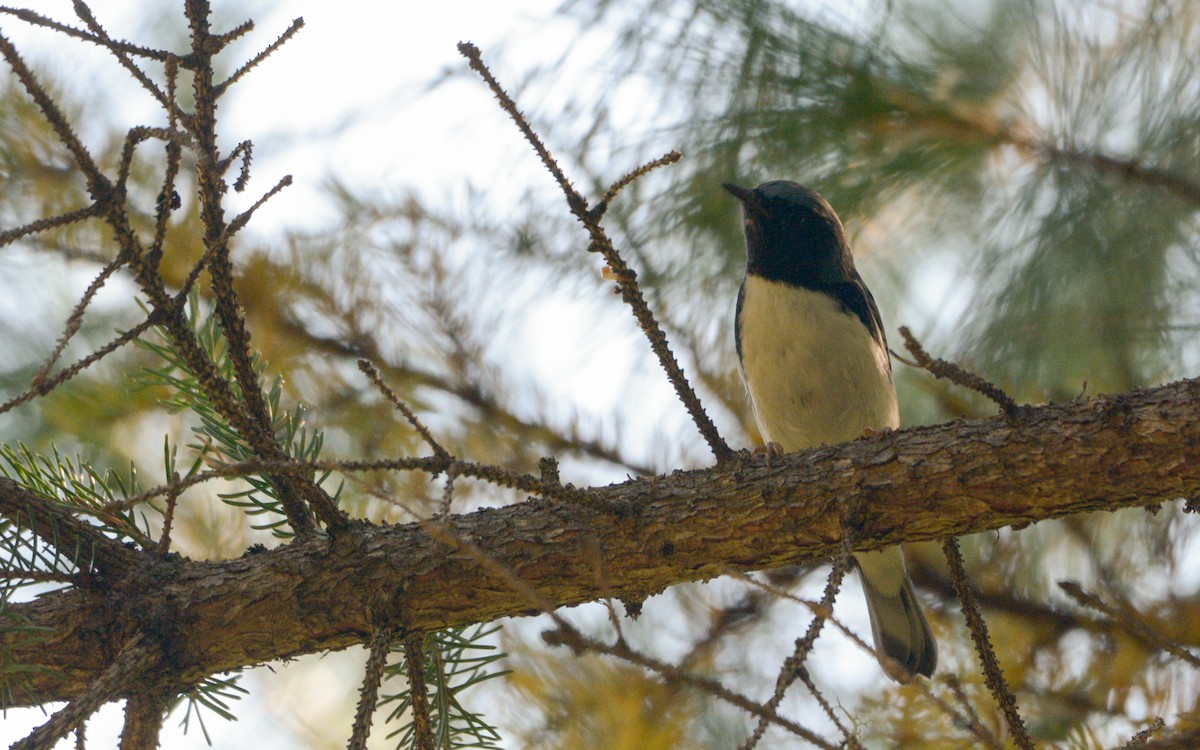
[898,326,1019,418]
[457,41,732,463]
[738,543,851,750]
[943,537,1034,750]
[358,360,450,461]
[348,628,393,750]
[402,634,436,750]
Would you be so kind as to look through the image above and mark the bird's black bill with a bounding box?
[722,182,754,203]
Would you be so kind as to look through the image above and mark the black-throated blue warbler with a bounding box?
[725,180,937,680]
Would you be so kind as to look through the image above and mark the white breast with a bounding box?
[738,275,899,451]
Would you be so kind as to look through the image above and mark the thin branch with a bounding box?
[542,624,837,748]
[155,473,181,557]
[1120,718,1167,749]
[12,634,159,750]
[0,7,173,63]
[1058,581,1200,671]
[402,634,436,750]
[0,315,159,418]
[1130,723,1200,750]
[796,668,860,750]
[297,326,653,475]
[0,477,143,576]
[347,628,393,750]
[29,253,128,388]
[592,149,682,221]
[729,570,1007,750]
[149,55,183,265]
[215,17,304,97]
[457,41,732,463]
[358,359,450,461]
[72,2,171,114]
[184,0,339,534]
[0,204,103,248]
[739,547,851,750]
[0,29,112,201]
[898,326,1019,418]
[943,537,1034,750]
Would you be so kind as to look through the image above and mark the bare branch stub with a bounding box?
[403,634,436,750]
[347,629,394,750]
[358,359,451,462]
[898,326,1020,418]
[457,41,733,463]
[738,547,851,750]
[943,537,1035,750]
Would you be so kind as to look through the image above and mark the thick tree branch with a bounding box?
[4,376,1200,706]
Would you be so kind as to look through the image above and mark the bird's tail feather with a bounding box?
[856,547,937,680]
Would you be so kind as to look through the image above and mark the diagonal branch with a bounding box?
[457,41,733,464]
[0,478,142,577]
[11,634,160,750]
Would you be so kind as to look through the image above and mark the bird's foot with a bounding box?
[751,442,784,467]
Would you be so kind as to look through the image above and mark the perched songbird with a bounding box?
[725,180,937,680]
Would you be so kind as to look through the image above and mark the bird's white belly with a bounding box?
[738,276,899,451]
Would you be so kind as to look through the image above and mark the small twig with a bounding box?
[898,326,1019,418]
[457,41,731,463]
[156,473,182,557]
[591,149,682,221]
[149,56,183,265]
[0,6,173,63]
[0,316,159,418]
[943,538,1034,750]
[402,634,436,750]
[213,19,254,48]
[73,2,172,115]
[439,469,457,517]
[185,0,337,535]
[1119,717,1166,749]
[221,140,253,192]
[944,674,997,747]
[347,628,394,750]
[1058,581,1200,670]
[0,29,111,200]
[215,17,304,97]
[796,668,860,750]
[738,547,851,750]
[542,624,837,748]
[0,204,103,248]
[1129,722,1200,750]
[99,453,585,514]
[29,254,128,388]
[358,360,450,460]
[729,569,1007,750]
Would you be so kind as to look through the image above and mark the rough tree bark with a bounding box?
[4,376,1199,707]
